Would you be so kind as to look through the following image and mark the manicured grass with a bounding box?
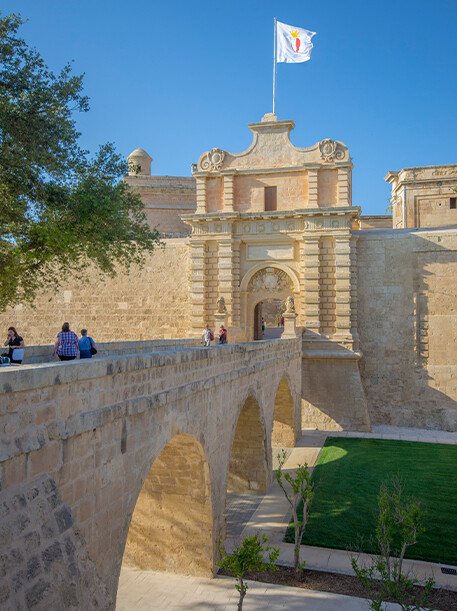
[285,437,457,566]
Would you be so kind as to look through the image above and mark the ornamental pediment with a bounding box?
[192,115,352,176]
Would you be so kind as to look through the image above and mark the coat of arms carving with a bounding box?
[248,268,293,292]
[319,139,344,162]
[200,148,226,171]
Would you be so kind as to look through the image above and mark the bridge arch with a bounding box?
[227,392,269,493]
[122,433,213,577]
[272,377,297,447]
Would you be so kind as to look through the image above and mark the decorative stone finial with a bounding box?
[261,113,278,122]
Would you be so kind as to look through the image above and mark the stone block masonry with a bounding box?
[0,474,111,610]
[0,239,192,346]
[0,339,302,607]
[356,227,457,430]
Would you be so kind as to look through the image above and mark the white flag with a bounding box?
[276,20,316,63]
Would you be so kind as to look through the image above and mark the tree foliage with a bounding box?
[217,534,279,611]
[0,13,161,309]
[351,477,435,611]
[275,449,314,577]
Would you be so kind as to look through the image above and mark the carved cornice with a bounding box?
[182,207,361,237]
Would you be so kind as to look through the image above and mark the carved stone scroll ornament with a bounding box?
[285,295,295,313]
[216,296,227,314]
[200,148,226,171]
[247,268,293,292]
[319,138,345,162]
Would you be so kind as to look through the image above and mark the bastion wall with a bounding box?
[1,228,456,430]
[0,239,192,345]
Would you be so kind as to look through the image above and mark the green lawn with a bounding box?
[285,437,457,566]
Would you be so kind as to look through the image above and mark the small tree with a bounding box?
[275,449,314,577]
[217,533,279,611]
[351,477,435,611]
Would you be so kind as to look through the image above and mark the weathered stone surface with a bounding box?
[0,475,112,610]
[0,340,301,607]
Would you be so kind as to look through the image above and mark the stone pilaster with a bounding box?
[334,237,352,343]
[302,237,321,337]
[223,175,235,212]
[231,240,241,326]
[307,169,318,207]
[196,177,207,213]
[189,240,206,336]
[217,239,235,326]
[350,236,360,348]
[298,240,307,327]
[337,167,350,206]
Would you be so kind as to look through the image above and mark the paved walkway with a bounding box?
[116,568,400,610]
[116,426,457,610]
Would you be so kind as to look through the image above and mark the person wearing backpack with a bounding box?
[78,329,98,359]
[201,324,214,347]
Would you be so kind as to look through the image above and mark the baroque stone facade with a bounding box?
[0,113,456,432]
[385,164,457,229]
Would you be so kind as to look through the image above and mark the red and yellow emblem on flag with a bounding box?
[276,20,316,63]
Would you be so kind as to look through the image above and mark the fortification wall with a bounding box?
[0,239,192,346]
[356,227,457,430]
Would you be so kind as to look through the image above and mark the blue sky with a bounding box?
[3,0,457,215]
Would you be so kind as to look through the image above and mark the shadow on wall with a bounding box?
[357,231,457,431]
[301,331,371,432]
[122,434,214,578]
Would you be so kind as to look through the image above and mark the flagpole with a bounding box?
[273,17,277,115]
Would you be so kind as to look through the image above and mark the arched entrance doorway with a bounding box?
[253,298,285,340]
[122,434,213,577]
[240,264,300,340]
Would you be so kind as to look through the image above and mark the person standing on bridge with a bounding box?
[201,324,213,347]
[218,326,227,344]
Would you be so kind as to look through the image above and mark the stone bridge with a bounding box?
[0,339,302,609]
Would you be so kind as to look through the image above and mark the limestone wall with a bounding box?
[356,227,457,430]
[0,339,302,605]
[0,239,192,346]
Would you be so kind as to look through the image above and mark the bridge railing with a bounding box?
[4,338,201,365]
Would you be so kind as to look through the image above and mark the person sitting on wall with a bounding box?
[52,322,79,361]
[78,329,97,359]
[2,326,25,364]
[219,326,227,344]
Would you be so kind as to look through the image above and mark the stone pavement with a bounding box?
[116,426,457,609]
[116,567,400,610]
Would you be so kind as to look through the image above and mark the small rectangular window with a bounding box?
[264,186,277,211]
[450,197,456,209]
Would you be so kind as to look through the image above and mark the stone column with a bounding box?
[189,240,206,336]
[307,169,318,207]
[302,237,321,338]
[196,177,207,213]
[337,167,350,206]
[223,175,234,212]
[334,236,352,343]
